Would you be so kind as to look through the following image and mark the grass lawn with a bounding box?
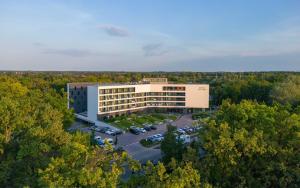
[105,113,178,130]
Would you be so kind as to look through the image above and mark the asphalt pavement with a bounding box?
[70,114,195,162]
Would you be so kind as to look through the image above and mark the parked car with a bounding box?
[177,134,191,144]
[143,125,152,131]
[98,138,114,148]
[129,126,140,135]
[147,134,164,142]
[152,134,164,142]
[114,129,123,135]
[146,135,155,142]
[94,136,102,141]
[150,125,157,130]
[90,126,101,132]
[138,127,146,133]
[99,127,110,133]
[183,127,194,134]
[105,129,116,136]
[177,128,186,135]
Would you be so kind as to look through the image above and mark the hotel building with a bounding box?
[67,78,209,124]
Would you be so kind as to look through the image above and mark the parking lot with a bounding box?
[69,114,195,162]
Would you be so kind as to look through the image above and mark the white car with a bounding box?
[177,134,191,144]
[90,126,101,132]
[177,128,186,135]
[94,136,102,141]
[138,128,146,133]
[105,129,116,135]
[152,134,164,142]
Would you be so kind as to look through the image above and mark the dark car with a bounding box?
[99,127,110,133]
[129,127,140,135]
[143,125,152,131]
[115,129,123,135]
[150,125,157,130]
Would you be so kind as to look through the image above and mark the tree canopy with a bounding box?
[199,100,300,187]
[0,72,299,187]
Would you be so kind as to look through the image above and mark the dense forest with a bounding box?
[0,71,299,187]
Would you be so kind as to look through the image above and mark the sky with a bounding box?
[0,0,300,71]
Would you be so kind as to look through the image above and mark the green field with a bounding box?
[105,113,178,130]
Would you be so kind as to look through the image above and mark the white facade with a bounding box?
[69,80,209,123]
[93,83,208,118]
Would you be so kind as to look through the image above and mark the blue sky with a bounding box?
[0,0,300,71]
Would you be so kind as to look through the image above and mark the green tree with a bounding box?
[125,160,201,188]
[0,79,126,187]
[271,75,300,106]
[38,134,127,187]
[160,125,184,163]
[199,100,300,187]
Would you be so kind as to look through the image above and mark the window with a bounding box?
[163,86,185,91]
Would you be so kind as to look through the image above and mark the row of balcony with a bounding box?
[99,92,186,101]
[99,97,186,107]
[99,87,135,94]
[99,102,186,113]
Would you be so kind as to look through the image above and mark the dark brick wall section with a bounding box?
[68,83,94,113]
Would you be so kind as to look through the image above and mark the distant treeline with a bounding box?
[1,71,300,106]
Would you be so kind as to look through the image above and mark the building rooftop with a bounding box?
[68,78,209,87]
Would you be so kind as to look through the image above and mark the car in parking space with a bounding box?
[146,135,155,142]
[99,127,121,136]
[97,138,114,147]
[105,129,116,136]
[153,134,164,142]
[195,126,203,131]
[146,135,154,142]
[177,128,186,135]
[114,129,123,135]
[94,136,102,141]
[137,127,146,133]
[182,127,194,134]
[90,126,101,132]
[143,125,152,131]
[177,134,191,144]
[129,126,140,135]
[94,136,104,145]
[99,127,110,133]
[147,134,164,142]
[150,125,157,130]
